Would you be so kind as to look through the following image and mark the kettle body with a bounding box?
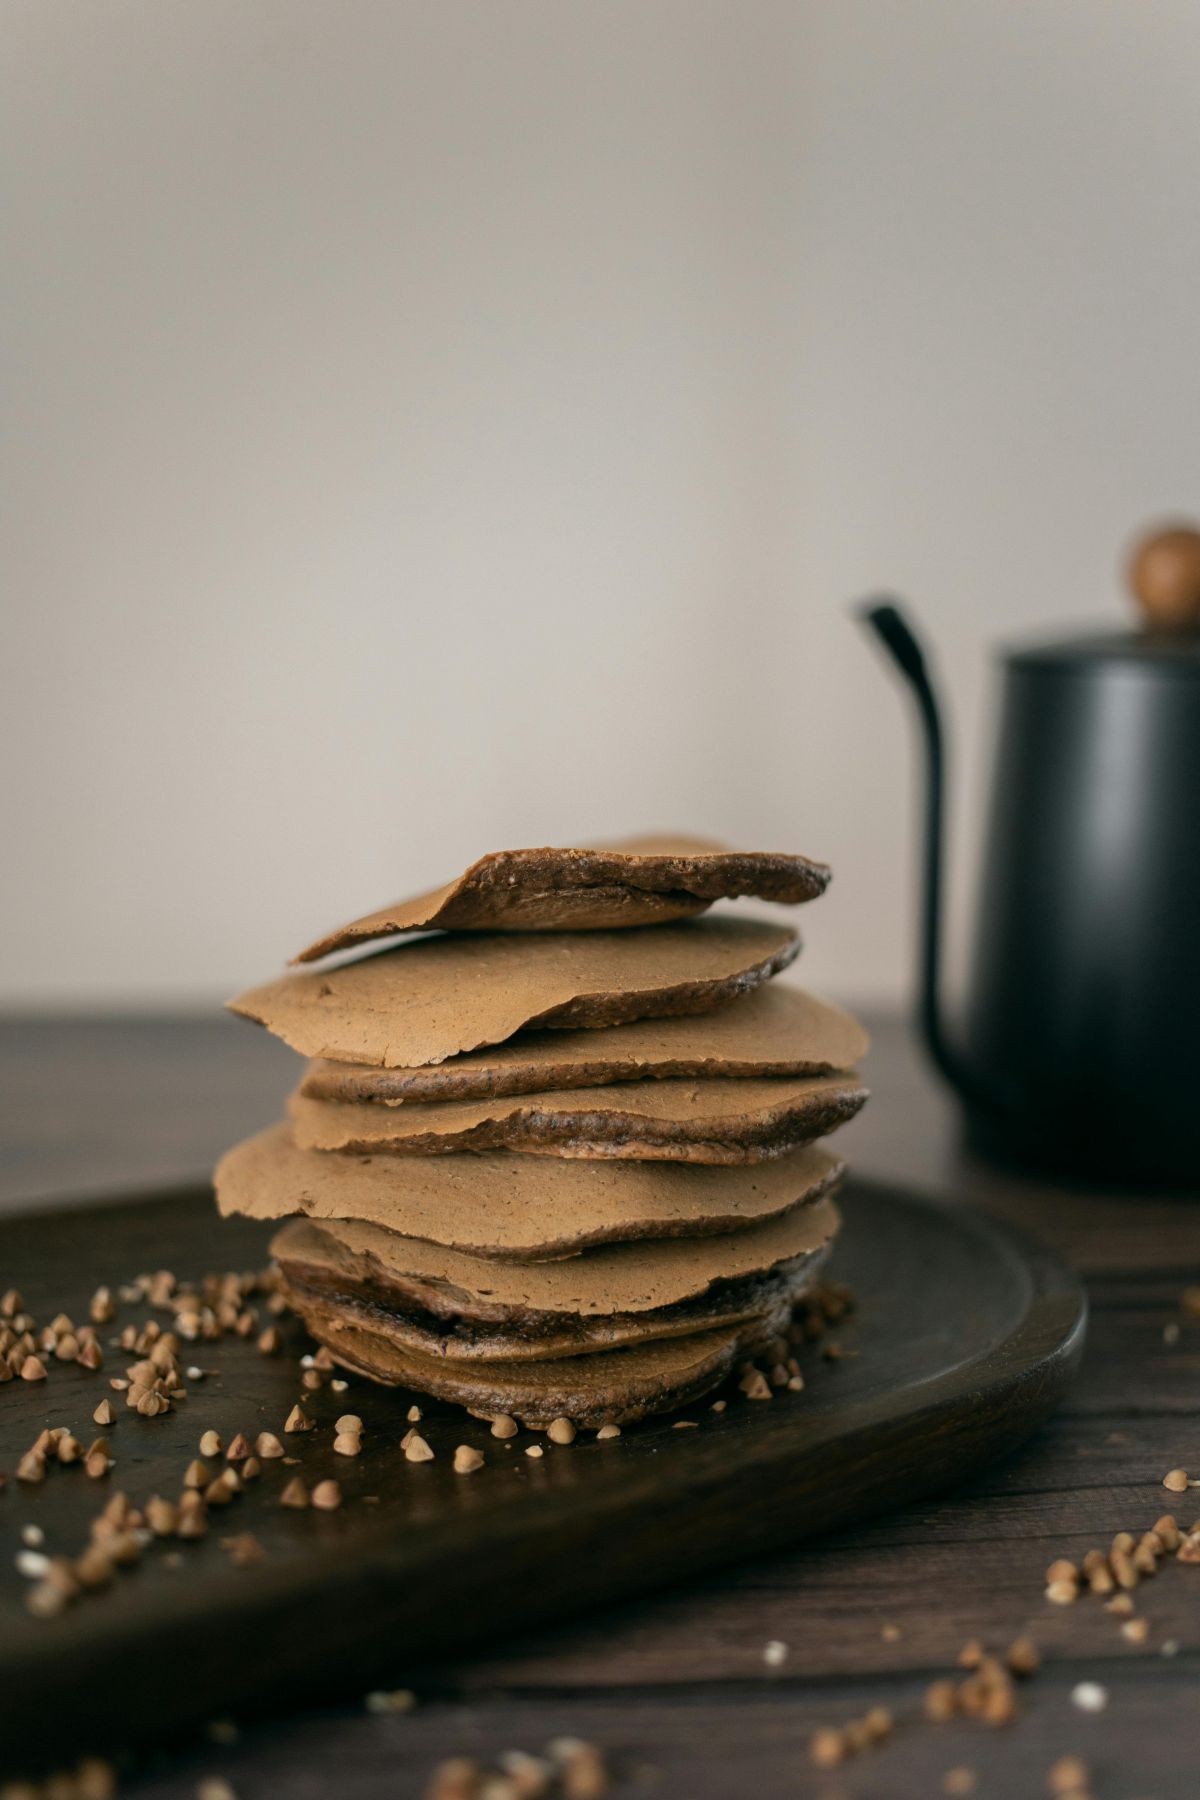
[863,528,1200,1189]
[965,636,1200,1182]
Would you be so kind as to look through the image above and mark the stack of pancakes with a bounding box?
[215,837,869,1427]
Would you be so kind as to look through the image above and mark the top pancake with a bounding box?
[292,834,830,961]
[229,918,799,1069]
[299,985,869,1103]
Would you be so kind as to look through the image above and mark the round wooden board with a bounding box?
[0,1175,1085,1771]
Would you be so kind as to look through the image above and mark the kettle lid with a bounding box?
[1006,523,1200,678]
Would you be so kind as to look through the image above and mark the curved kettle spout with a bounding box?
[857,599,1004,1117]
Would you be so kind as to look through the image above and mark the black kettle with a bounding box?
[863,523,1200,1188]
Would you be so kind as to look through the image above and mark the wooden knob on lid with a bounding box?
[1127,523,1200,629]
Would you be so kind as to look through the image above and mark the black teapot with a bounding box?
[863,524,1200,1187]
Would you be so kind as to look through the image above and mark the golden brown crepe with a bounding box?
[272,1194,840,1320]
[292,834,830,961]
[230,918,799,1069]
[300,1305,785,1426]
[275,1236,825,1360]
[216,1122,844,1257]
[298,985,869,1103]
[287,1073,866,1163]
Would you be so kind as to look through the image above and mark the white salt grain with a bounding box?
[1071,1681,1108,1713]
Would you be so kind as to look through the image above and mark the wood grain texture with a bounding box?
[0,1179,1082,1774]
[1,1014,1197,1799]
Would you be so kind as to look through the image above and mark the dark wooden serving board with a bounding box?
[0,1175,1085,1773]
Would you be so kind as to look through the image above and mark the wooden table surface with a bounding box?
[1,1012,1197,1799]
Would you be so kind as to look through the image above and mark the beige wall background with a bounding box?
[4,1,1199,1010]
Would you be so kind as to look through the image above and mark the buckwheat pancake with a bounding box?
[292,834,830,961]
[215,1122,844,1257]
[276,1239,824,1361]
[300,986,869,1104]
[273,1194,841,1321]
[230,918,799,1069]
[287,1073,867,1163]
[300,1309,783,1426]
